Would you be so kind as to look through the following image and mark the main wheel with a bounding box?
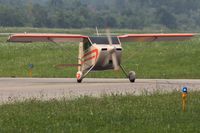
[76,71,83,83]
[128,71,136,83]
[77,79,82,83]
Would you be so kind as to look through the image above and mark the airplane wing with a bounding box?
[118,33,195,42]
[7,33,88,43]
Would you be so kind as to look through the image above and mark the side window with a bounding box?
[83,38,92,51]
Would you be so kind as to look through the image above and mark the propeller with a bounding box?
[106,29,120,70]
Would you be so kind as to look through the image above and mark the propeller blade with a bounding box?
[106,28,120,70]
[106,29,112,45]
[112,52,120,70]
[103,54,110,66]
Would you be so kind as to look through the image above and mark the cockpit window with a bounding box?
[83,38,92,51]
[89,37,120,45]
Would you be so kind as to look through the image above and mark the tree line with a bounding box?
[0,0,199,31]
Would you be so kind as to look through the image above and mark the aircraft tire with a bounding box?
[77,79,82,83]
[128,71,136,83]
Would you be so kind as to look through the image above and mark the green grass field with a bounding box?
[0,28,199,132]
[0,27,200,78]
[0,92,199,132]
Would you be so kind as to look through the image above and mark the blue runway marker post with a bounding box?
[182,87,188,112]
[28,64,34,77]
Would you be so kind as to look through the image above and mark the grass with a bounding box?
[0,27,200,78]
[122,39,200,79]
[0,92,199,132]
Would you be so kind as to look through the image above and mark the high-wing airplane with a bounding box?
[7,32,194,83]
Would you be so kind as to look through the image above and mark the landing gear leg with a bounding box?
[120,65,136,83]
[76,64,95,83]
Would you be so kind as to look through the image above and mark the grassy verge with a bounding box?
[0,27,200,78]
[0,92,199,132]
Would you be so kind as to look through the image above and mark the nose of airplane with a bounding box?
[106,45,119,70]
[107,45,116,53]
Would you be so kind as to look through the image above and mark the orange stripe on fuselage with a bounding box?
[83,56,96,63]
[81,49,99,64]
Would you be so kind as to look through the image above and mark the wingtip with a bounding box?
[7,36,12,42]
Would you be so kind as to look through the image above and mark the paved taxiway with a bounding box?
[0,78,200,103]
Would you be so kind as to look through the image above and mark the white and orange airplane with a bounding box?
[8,31,194,83]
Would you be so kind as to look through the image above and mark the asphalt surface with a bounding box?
[0,78,200,103]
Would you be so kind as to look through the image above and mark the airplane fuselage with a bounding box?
[81,36,122,71]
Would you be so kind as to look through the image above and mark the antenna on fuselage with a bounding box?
[96,26,100,36]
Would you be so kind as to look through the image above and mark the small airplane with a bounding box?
[7,31,194,83]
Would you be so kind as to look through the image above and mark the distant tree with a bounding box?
[157,8,177,29]
[0,0,200,30]
[0,5,25,27]
[105,15,118,28]
[49,0,63,8]
[32,4,48,27]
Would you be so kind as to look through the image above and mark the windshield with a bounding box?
[89,37,120,45]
